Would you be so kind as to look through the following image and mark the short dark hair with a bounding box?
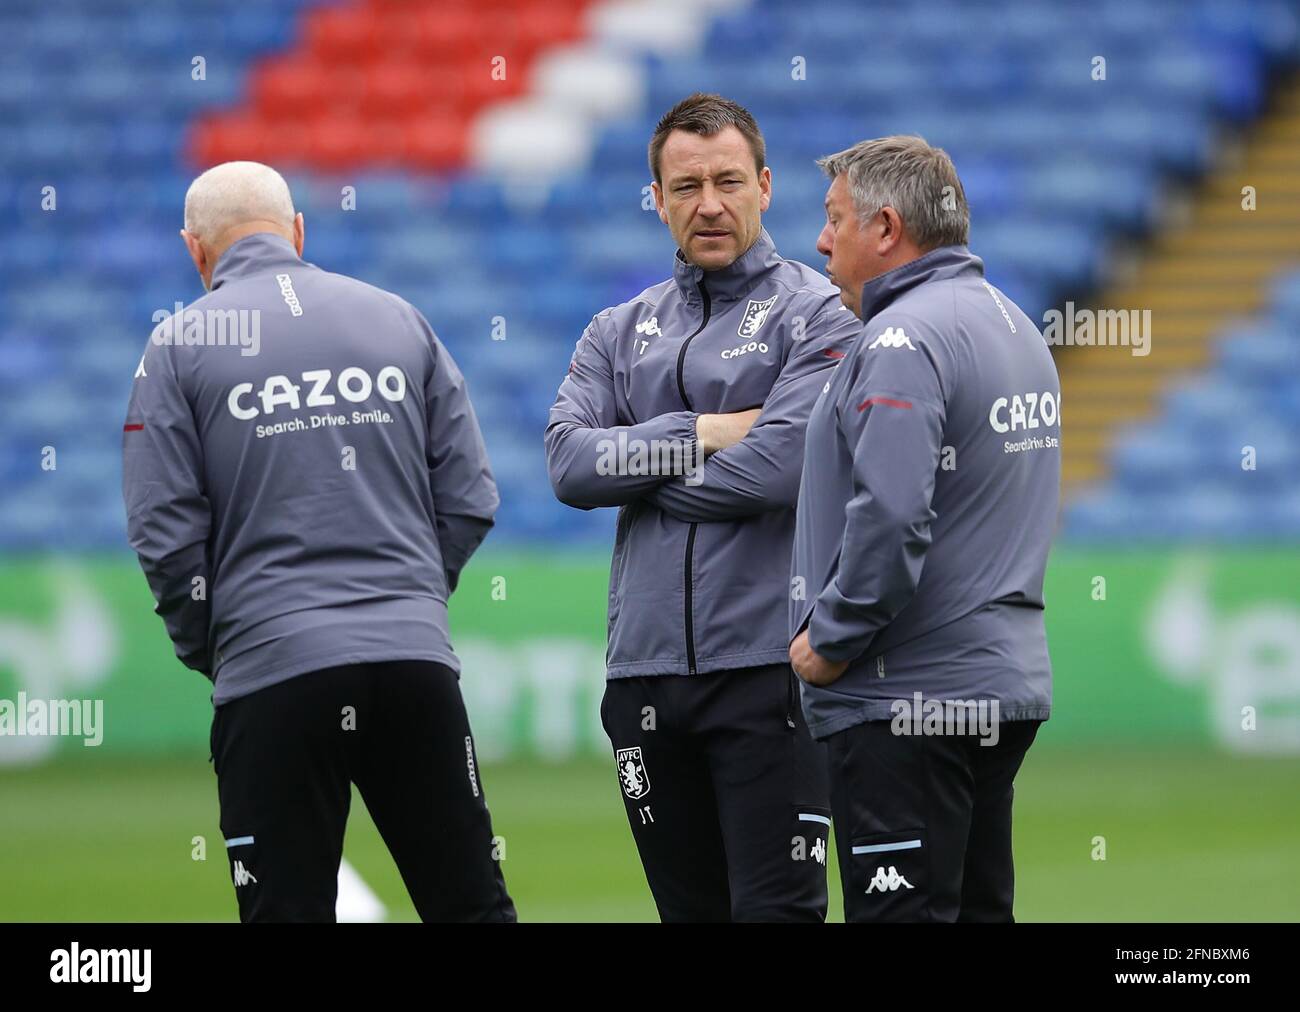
[648,93,766,184]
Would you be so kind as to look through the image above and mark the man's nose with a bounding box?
[816,228,832,257]
[697,185,724,218]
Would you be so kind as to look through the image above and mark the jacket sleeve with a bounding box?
[122,335,213,677]
[545,316,699,509]
[418,311,498,594]
[646,295,860,522]
[807,313,948,664]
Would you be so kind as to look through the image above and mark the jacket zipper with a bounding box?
[676,280,711,675]
[683,525,699,674]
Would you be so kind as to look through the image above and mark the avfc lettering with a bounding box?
[615,746,650,800]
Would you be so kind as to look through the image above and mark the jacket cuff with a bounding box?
[807,605,868,665]
[647,410,700,475]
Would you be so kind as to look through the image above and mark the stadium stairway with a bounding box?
[1058,68,1300,493]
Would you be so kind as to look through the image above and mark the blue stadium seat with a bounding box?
[2,0,1296,547]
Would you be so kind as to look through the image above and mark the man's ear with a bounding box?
[758,166,772,213]
[877,206,905,256]
[651,181,669,226]
[292,212,305,257]
[180,229,207,281]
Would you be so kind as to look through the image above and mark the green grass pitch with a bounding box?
[2,743,1297,921]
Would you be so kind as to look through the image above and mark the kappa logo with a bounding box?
[465,735,480,798]
[232,860,258,887]
[868,326,916,350]
[865,865,913,893]
[635,316,663,337]
[276,273,303,316]
[737,294,778,339]
[615,746,650,800]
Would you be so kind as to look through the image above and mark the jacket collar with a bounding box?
[211,233,306,290]
[858,244,983,322]
[672,227,783,306]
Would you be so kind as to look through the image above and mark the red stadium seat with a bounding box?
[304,6,384,65]
[404,116,468,171]
[358,61,432,117]
[188,0,598,174]
[403,7,485,59]
[252,59,333,118]
[304,114,374,170]
[188,114,277,168]
[515,4,586,46]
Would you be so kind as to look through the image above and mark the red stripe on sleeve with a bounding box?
[856,397,913,411]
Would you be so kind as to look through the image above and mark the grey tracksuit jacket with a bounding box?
[790,246,1060,739]
[123,233,497,705]
[546,229,861,678]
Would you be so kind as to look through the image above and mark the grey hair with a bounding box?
[816,135,969,250]
[183,161,295,240]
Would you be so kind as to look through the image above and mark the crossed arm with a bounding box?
[695,408,762,456]
[545,318,766,511]
[546,302,856,519]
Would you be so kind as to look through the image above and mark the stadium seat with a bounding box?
[3,0,1298,548]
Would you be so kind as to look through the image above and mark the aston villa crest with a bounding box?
[615,746,650,800]
[737,294,779,339]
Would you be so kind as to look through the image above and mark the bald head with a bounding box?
[180,161,304,290]
[184,161,295,239]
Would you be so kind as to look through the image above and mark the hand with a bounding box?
[789,629,849,687]
[695,408,762,456]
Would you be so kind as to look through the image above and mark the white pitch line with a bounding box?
[336,857,387,923]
